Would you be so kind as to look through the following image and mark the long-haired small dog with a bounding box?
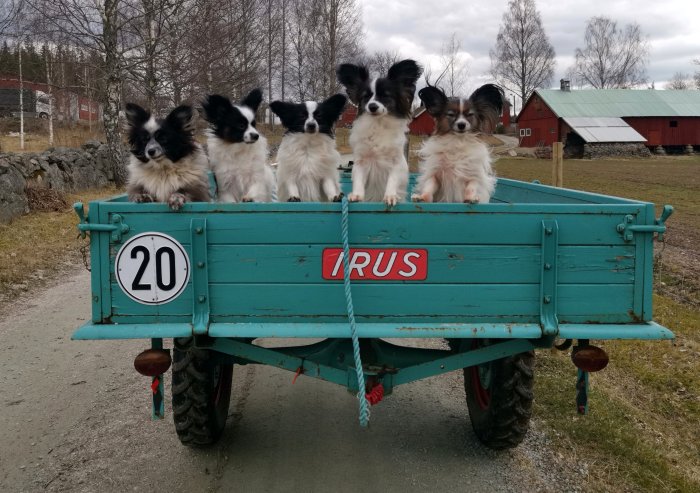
[124,103,210,210]
[336,59,422,206]
[411,84,504,204]
[201,89,274,202]
[270,94,347,202]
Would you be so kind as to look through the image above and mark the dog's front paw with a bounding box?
[463,198,480,204]
[348,193,363,202]
[241,196,254,203]
[168,192,187,211]
[332,192,344,202]
[411,193,424,203]
[287,196,301,202]
[384,194,400,207]
[132,193,154,204]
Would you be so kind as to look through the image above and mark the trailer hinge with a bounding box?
[74,203,130,242]
[540,220,559,336]
[616,205,673,242]
[190,218,210,335]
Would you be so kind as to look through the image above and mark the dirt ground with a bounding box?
[0,268,589,493]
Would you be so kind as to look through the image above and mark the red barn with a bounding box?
[516,81,700,150]
[339,104,357,126]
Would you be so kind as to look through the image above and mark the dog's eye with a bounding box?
[446,111,456,118]
[467,112,475,117]
[238,123,247,130]
[251,121,257,128]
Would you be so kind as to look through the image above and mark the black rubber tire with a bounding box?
[463,342,535,450]
[172,347,233,447]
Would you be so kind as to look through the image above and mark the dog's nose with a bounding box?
[250,133,259,141]
[306,123,317,132]
[368,102,379,113]
[147,148,156,157]
[457,122,467,131]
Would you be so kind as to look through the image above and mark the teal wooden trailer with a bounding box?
[73,174,674,449]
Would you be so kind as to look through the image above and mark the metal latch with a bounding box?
[74,203,130,242]
[616,205,673,242]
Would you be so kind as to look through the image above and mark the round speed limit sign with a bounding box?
[115,232,190,305]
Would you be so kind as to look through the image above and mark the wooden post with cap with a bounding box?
[552,142,564,187]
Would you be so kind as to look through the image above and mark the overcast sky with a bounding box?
[359,0,700,98]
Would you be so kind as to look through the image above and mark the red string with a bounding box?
[292,367,303,384]
[365,382,384,405]
[151,377,160,395]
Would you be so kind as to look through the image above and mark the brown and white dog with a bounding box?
[125,103,210,210]
[412,84,504,204]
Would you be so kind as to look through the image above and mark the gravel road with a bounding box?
[0,268,573,492]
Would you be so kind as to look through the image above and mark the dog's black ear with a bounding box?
[336,63,369,105]
[388,59,423,113]
[387,59,423,86]
[469,84,504,133]
[241,88,263,112]
[321,94,348,120]
[125,103,150,128]
[418,86,448,117]
[269,100,297,129]
[201,94,233,123]
[165,105,195,133]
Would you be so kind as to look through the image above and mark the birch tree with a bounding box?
[572,16,649,89]
[490,0,555,107]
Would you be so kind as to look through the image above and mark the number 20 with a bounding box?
[131,245,177,291]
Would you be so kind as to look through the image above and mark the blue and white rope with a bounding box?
[341,196,370,427]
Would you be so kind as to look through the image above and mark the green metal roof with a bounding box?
[536,89,700,118]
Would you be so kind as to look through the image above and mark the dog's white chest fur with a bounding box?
[207,134,274,202]
[127,147,208,203]
[275,133,341,202]
[349,114,409,202]
[417,133,496,203]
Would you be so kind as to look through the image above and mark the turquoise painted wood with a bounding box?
[73,175,673,341]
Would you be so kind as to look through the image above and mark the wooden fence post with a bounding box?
[552,142,564,187]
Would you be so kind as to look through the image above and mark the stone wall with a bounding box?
[0,141,118,223]
[583,142,652,159]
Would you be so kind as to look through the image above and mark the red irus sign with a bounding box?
[322,248,428,281]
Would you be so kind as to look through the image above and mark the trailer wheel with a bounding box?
[172,346,233,447]
[463,341,534,450]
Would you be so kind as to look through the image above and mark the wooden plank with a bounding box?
[112,210,637,246]
[110,283,634,323]
[202,244,634,284]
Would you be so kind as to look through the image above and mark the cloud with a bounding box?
[359,0,700,89]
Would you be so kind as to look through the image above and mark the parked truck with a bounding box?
[0,88,52,118]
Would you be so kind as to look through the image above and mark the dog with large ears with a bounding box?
[336,59,422,206]
[412,84,504,204]
[124,103,210,211]
[201,89,275,203]
[270,94,347,202]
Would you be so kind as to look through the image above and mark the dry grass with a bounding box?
[0,187,119,304]
[0,119,104,153]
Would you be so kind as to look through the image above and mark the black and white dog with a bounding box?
[201,89,274,202]
[412,84,503,204]
[336,59,422,205]
[269,94,347,202]
[124,103,210,210]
